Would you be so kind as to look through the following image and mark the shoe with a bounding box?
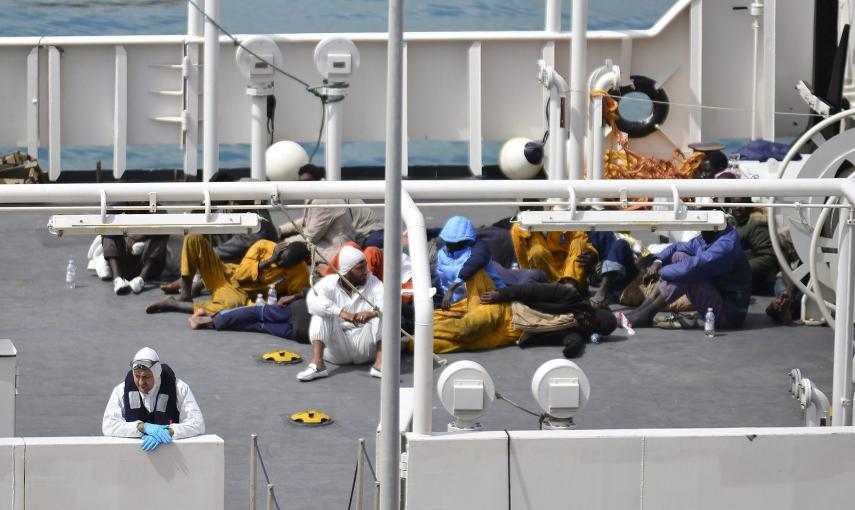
[369,367,382,379]
[113,277,131,295]
[654,312,698,330]
[129,276,145,294]
[297,363,329,382]
[95,256,112,281]
[615,311,636,336]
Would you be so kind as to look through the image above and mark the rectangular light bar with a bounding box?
[516,209,727,232]
[48,213,261,236]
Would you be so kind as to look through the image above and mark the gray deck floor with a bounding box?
[0,209,834,509]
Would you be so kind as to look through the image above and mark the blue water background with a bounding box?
[2,0,678,170]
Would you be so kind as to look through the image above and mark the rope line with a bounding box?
[254,441,283,510]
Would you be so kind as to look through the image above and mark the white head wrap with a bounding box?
[338,245,366,274]
[131,347,162,393]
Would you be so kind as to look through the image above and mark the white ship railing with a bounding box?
[2,0,809,182]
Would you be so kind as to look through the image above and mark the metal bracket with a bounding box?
[99,189,107,222]
[270,186,280,205]
[670,184,682,219]
[567,185,578,218]
[841,398,852,408]
[203,190,212,218]
[148,192,157,213]
[619,188,628,209]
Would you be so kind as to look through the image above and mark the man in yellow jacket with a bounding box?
[145,234,310,317]
[510,224,597,288]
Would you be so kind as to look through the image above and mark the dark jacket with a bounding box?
[214,209,278,263]
[656,225,752,319]
[735,217,779,288]
[493,282,588,315]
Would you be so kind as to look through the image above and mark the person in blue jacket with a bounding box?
[618,225,751,330]
[434,215,506,310]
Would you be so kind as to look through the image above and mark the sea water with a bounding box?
[1,0,678,170]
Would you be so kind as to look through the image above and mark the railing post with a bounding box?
[266,484,274,510]
[250,434,258,510]
[356,438,366,510]
[202,0,220,181]
[832,200,855,426]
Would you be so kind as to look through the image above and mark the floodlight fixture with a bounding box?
[436,360,495,432]
[48,212,261,236]
[531,359,590,430]
[516,185,727,232]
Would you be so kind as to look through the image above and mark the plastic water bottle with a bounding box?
[704,307,715,338]
[590,333,601,345]
[267,283,277,305]
[510,262,520,270]
[65,257,77,289]
[255,293,265,306]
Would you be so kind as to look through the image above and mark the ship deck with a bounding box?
[0,206,834,509]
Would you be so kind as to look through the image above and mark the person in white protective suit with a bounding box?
[297,245,384,381]
[102,347,205,452]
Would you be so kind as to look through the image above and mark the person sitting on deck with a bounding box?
[188,289,312,342]
[144,235,310,317]
[725,197,779,295]
[428,216,520,353]
[617,224,752,331]
[277,164,356,271]
[102,347,205,452]
[297,245,384,381]
[511,221,596,290]
[102,230,170,296]
[587,231,638,308]
[347,198,385,249]
[480,279,617,358]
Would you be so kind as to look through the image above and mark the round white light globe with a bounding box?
[498,137,543,180]
[266,141,309,181]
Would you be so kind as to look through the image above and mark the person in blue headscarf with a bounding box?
[435,215,506,309]
[427,216,520,353]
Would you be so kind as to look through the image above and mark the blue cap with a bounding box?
[439,216,476,243]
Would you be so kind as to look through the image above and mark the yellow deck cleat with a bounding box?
[261,350,303,365]
[289,410,333,426]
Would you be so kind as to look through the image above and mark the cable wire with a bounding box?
[254,441,283,510]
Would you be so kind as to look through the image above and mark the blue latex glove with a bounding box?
[143,422,173,444]
[140,434,161,452]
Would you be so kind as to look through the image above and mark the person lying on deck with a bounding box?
[480,278,617,358]
[427,216,520,353]
[616,224,751,332]
[187,289,312,341]
[296,245,385,382]
[144,235,310,317]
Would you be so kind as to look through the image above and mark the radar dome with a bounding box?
[266,141,309,181]
[498,137,543,180]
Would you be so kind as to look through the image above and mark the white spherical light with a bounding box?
[266,141,309,181]
[498,137,543,180]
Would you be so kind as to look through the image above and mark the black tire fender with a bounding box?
[610,75,670,138]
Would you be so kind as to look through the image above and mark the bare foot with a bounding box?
[146,296,179,314]
[189,315,213,329]
[192,308,207,318]
[160,281,181,294]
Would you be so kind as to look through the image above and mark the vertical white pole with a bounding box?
[689,0,703,144]
[545,0,560,31]
[569,0,587,181]
[548,87,565,180]
[325,101,343,181]
[249,434,257,510]
[203,0,220,181]
[265,484,273,510]
[26,47,39,158]
[380,0,404,509]
[251,96,267,181]
[113,46,128,180]
[467,42,482,177]
[751,16,760,140]
[48,46,61,182]
[184,0,203,178]
[591,95,604,181]
[762,0,776,140]
[832,201,854,426]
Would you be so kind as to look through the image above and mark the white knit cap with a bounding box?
[338,245,366,274]
[131,347,162,391]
